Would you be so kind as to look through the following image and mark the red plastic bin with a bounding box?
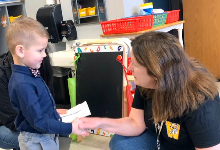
[165,10,180,24]
[100,15,153,35]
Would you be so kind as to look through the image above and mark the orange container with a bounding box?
[165,10,180,24]
[100,15,153,35]
[86,7,96,16]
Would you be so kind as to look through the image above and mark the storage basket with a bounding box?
[100,15,153,35]
[165,10,180,24]
[153,13,167,27]
[78,8,87,17]
[86,7,96,16]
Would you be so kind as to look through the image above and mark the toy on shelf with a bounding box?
[9,15,22,23]
[140,2,153,15]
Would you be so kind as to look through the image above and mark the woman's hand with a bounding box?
[79,108,146,136]
[79,117,101,130]
[72,117,89,137]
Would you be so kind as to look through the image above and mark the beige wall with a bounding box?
[24,0,144,51]
[25,0,45,19]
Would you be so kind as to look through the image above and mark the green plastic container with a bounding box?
[68,69,77,141]
[153,13,167,27]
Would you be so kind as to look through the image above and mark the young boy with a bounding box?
[6,16,87,150]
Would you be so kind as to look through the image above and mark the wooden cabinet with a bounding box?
[183,0,220,78]
[0,1,26,55]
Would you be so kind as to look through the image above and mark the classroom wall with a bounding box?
[75,24,103,39]
[123,0,144,17]
[25,0,45,19]
[25,0,102,52]
[24,0,145,51]
[25,0,108,41]
[25,0,65,52]
[105,0,124,20]
[105,0,143,20]
[25,0,145,37]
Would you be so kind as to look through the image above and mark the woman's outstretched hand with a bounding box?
[79,117,101,130]
[72,117,90,137]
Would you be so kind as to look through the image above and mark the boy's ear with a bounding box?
[15,45,24,58]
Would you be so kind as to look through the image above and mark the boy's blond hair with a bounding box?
[6,16,49,54]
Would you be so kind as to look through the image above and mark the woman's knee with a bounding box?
[109,130,158,150]
[109,134,127,150]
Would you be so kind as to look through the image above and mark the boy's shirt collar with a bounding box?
[29,68,40,77]
[11,64,40,78]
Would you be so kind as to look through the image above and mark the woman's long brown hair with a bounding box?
[131,32,218,123]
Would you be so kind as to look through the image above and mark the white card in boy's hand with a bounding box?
[60,101,91,123]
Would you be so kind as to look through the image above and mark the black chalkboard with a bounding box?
[76,52,123,118]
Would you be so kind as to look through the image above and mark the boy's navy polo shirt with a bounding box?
[8,64,72,135]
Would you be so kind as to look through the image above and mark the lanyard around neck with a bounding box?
[155,121,164,150]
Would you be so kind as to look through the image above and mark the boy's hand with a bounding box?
[56,109,68,115]
[72,117,89,137]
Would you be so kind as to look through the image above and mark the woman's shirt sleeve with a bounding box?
[184,96,220,148]
[132,86,144,110]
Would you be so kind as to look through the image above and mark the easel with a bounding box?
[70,39,131,141]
